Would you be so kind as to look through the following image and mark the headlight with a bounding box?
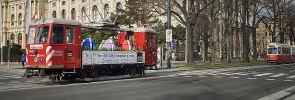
[34,57,38,63]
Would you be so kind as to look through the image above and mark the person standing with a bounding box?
[21,54,26,68]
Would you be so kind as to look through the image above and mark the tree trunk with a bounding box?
[185,23,194,65]
[211,18,219,64]
[242,0,249,62]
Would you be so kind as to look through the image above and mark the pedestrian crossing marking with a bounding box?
[254,73,273,76]
[247,77,256,79]
[269,73,288,77]
[287,75,295,78]
[266,78,275,81]
[284,80,293,82]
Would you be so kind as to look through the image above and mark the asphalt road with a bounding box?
[0,64,295,100]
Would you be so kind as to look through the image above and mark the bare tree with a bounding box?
[152,0,216,65]
[260,0,293,43]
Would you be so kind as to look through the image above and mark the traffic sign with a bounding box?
[171,42,174,46]
[166,29,172,42]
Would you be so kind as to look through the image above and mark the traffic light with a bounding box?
[6,40,9,45]
[11,40,14,45]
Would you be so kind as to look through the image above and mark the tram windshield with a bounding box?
[36,26,50,43]
[267,48,277,54]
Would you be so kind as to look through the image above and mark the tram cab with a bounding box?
[26,18,82,70]
[118,24,158,68]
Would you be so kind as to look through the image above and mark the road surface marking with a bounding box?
[284,80,293,82]
[206,73,218,75]
[219,72,233,75]
[269,73,288,77]
[286,75,295,78]
[234,72,248,75]
[247,77,256,79]
[183,76,191,78]
[254,73,273,76]
[199,76,207,77]
[266,78,275,81]
[214,76,223,78]
[230,76,239,78]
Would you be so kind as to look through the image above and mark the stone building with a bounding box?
[1,0,48,49]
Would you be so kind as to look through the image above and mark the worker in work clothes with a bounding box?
[21,54,26,68]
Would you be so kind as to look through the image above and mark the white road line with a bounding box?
[178,73,190,76]
[254,73,273,77]
[199,76,207,77]
[269,73,288,78]
[230,76,239,78]
[214,76,223,78]
[206,73,218,75]
[284,80,293,82]
[183,76,192,78]
[247,77,256,79]
[219,72,233,75]
[266,78,275,81]
[286,75,295,78]
[234,72,248,75]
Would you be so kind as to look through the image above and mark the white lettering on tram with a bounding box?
[53,50,63,56]
[30,44,43,49]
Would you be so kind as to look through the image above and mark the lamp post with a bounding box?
[0,0,3,65]
[166,0,172,68]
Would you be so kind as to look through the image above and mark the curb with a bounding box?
[258,86,295,100]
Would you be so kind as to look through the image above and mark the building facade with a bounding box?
[1,0,48,49]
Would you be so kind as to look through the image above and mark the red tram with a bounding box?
[24,18,157,82]
[266,43,295,64]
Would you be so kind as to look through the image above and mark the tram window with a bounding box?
[66,27,74,43]
[36,26,49,43]
[267,48,277,54]
[28,27,36,44]
[278,47,281,54]
[52,26,64,43]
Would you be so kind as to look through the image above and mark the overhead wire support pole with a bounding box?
[167,0,171,69]
[0,0,3,65]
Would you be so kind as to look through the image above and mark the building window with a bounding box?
[104,4,109,19]
[19,5,22,9]
[61,9,66,18]
[72,0,75,4]
[18,33,22,45]
[116,2,122,9]
[11,33,15,40]
[81,7,86,21]
[92,5,98,21]
[52,11,57,18]
[71,8,76,20]
[18,13,22,25]
[62,1,66,5]
[52,2,56,7]
[11,14,15,26]
[11,6,14,11]
[82,0,86,2]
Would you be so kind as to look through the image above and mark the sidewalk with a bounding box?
[0,63,24,70]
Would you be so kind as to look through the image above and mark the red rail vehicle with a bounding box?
[266,42,295,64]
[24,18,157,82]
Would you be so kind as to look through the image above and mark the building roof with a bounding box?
[30,18,82,26]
